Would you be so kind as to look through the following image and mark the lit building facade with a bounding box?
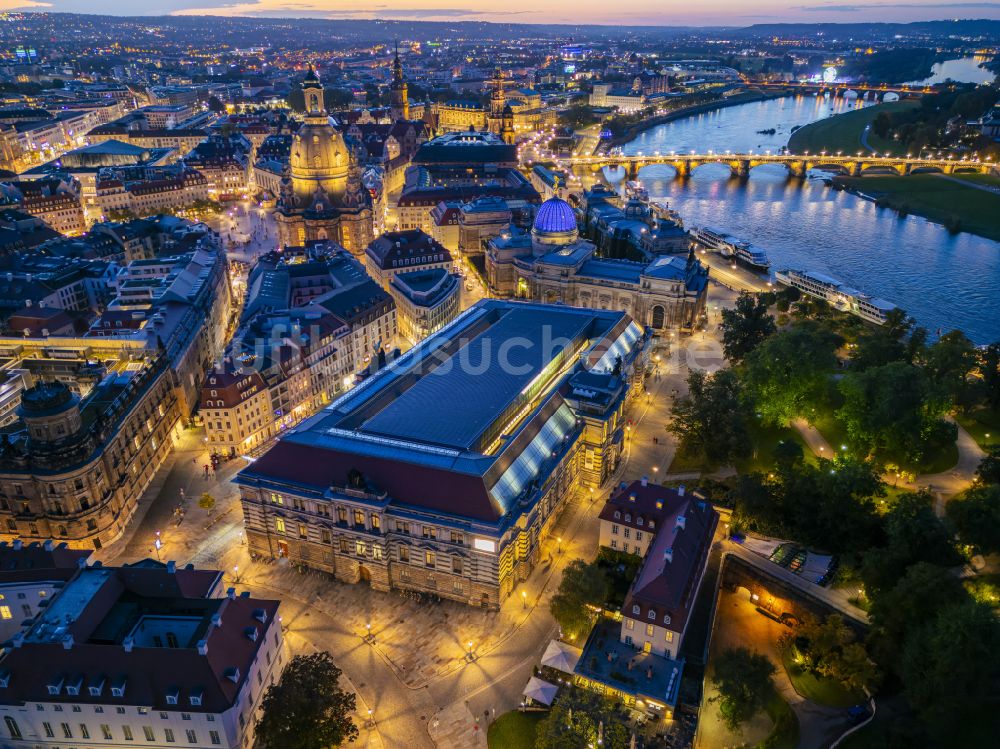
[235,300,648,609]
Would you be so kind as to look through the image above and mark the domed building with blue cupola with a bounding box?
[486,193,709,333]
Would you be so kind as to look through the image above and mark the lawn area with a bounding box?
[834,173,1000,241]
[917,439,960,475]
[735,417,816,475]
[955,406,1000,451]
[487,710,544,749]
[781,647,863,708]
[758,692,800,749]
[787,101,917,157]
[807,401,852,458]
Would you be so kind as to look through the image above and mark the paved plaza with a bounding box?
[90,280,741,748]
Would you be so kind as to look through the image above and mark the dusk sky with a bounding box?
[2,1,999,26]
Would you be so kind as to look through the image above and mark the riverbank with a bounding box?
[606,88,789,148]
[787,100,918,156]
[833,173,1000,241]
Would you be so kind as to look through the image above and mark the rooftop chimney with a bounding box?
[640,476,648,487]
[676,516,686,531]
[211,612,223,628]
[77,556,88,569]
[61,634,74,650]
[678,485,685,497]
[196,639,208,655]
[226,587,236,600]
[11,539,22,550]
[123,636,134,653]
[43,540,54,551]
[166,560,176,574]
[664,547,673,564]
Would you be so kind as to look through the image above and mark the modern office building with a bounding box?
[235,300,649,609]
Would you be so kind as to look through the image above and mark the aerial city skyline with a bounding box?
[4,1,1000,24]
[0,5,996,749]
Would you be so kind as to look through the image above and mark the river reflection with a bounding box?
[609,98,1000,343]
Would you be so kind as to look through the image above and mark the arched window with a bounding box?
[651,305,666,329]
[4,716,21,739]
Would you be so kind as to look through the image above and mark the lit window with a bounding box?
[0,606,11,620]
[275,519,285,534]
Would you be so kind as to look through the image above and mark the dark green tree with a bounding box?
[866,562,965,668]
[900,601,1000,741]
[255,652,358,749]
[710,647,776,731]
[974,447,1000,485]
[837,362,952,465]
[947,484,1000,555]
[979,342,1000,410]
[860,491,959,594]
[720,292,776,363]
[668,369,751,466]
[742,321,840,426]
[924,330,977,408]
[549,559,609,640]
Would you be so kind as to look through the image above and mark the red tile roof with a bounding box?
[242,440,501,522]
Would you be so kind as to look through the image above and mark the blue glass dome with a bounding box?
[533,196,576,234]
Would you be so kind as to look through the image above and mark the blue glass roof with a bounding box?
[358,307,593,450]
[533,196,577,234]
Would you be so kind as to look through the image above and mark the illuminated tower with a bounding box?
[390,42,409,121]
[488,66,507,138]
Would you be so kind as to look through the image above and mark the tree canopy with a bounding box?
[668,369,751,466]
[742,320,840,426]
[837,361,953,465]
[255,652,358,749]
[719,292,776,363]
[946,484,1000,556]
[549,559,609,640]
[710,647,776,731]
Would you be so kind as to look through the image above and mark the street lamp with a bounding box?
[557,536,563,554]
[521,590,527,609]
[154,531,162,562]
[233,565,240,583]
[364,622,374,644]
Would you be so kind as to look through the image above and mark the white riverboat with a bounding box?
[689,226,771,271]
[775,269,897,324]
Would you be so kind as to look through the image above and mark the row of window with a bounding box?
[610,525,645,542]
[623,618,675,641]
[34,720,218,744]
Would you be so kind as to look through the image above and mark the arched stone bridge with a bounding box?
[562,152,995,180]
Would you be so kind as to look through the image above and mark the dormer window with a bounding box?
[648,609,656,620]
[649,521,655,529]
[613,511,620,519]
[66,675,83,696]
[663,614,671,625]
[632,604,640,615]
[166,687,179,705]
[88,676,105,697]
[47,676,64,695]
[637,517,644,526]
[624,514,631,522]
[189,689,203,707]
[0,669,9,688]
[111,676,127,698]
[224,667,240,684]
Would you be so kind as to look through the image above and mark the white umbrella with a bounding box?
[541,639,582,673]
[523,676,559,706]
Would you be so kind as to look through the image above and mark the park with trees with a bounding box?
[664,291,1000,745]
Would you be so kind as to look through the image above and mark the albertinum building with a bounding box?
[235,299,648,608]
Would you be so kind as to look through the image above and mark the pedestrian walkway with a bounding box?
[428,702,486,748]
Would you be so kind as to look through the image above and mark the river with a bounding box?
[906,56,995,86]
[612,95,1000,343]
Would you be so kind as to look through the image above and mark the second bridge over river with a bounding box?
[560,152,996,179]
